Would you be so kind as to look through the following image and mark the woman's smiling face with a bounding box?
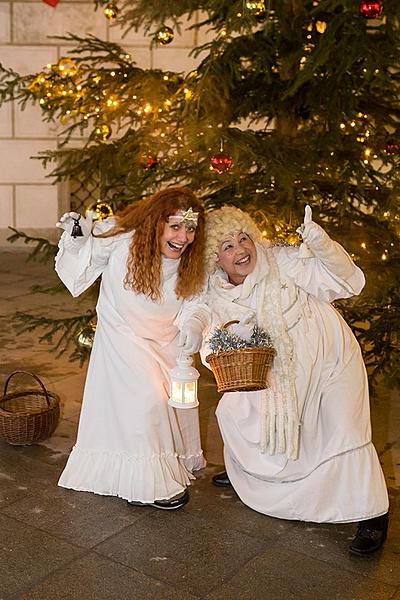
[159,213,196,259]
[217,231,257,285]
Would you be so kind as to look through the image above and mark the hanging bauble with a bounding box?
[57,58,78,78]
[139,153,158,171]
[385,139,399,154]
[85,200,114,221]
[28,73,48,95]
[315,20,327,33]
[104,2,119,20]
[210,151,233,174]
[77,322,97,349]
[93,123,112,141]
[155,26,174,45]
[245,1,266,21]
[359,0,383,18]
[59,109,78,126]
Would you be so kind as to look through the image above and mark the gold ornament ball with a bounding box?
[245,0,266,19]
[94,124,112,141]
[85,201,114,221]
[104,2,119,21]
[315,20,327,33]
[57,58,78,78]
[28,73,48,95]
[77,322,97,349]
[155,26,174,45]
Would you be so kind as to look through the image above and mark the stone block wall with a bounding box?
[0,0,212,244]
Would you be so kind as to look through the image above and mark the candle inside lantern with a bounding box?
[168,355,200,409]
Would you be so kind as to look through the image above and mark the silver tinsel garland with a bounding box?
[208,325,274,354]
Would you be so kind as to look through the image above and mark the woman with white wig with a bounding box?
[184,204,389,554]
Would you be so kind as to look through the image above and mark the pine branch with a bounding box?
[13,311,96,364]
[7,228,58,263]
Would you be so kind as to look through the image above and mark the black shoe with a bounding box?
[212,471,231,487]
[153,489,189,510]
[349,512,389,556]
[127,489,189,511]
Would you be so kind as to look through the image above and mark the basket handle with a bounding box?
[223,320,239,329]
[2,371,51,407]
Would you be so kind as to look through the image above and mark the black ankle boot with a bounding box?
[349,512,389,556]
[212,471,231,487]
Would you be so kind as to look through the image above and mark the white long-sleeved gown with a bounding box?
[201,240,388,523]
[55,224,205,503]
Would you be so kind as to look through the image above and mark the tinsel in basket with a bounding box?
[208,325,274,354]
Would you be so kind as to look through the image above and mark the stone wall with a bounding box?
[0,0,210,244]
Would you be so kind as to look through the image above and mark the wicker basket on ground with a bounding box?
[206,320,276,392]
[0,371,60,445]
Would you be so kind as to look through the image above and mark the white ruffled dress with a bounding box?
[55,222,205,503]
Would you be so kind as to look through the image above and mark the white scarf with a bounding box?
[209,242,300,459]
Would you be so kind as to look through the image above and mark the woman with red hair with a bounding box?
[55,186,207,510]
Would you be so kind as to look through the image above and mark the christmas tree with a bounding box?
[0,0,399,383]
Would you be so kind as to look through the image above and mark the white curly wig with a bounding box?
[205,205,262,273]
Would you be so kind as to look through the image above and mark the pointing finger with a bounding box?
[304,205,312,224]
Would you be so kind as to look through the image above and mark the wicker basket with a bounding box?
[0,371,60,445]
[206,347,276,392]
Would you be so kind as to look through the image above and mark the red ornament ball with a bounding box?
[359,0,383,19]
[385,139,399,154]
[140,154,158,170]
[210,152,233,174]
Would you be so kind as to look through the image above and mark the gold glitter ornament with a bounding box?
[245,0,267,20]
[85,200,114,221]
[315,20,327,33]
[155,26,174,45]
[93,123,112,141]
[104,2,119,21]
[77,322,97,349]
[57,58,78,78]
[28,73,48,95]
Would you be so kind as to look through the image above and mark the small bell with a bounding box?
[71,215,84,238]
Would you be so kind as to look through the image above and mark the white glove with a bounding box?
[227,312,255,342]
[296,205,331,254]
[178,317,204,355]
[56,211,93,240]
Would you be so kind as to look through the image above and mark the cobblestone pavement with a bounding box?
[0,249,399,600]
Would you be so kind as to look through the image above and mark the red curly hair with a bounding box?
[98,186,205,301]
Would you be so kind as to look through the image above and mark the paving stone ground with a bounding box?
[0,249,399,600]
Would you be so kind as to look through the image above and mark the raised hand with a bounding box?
[296,205,330,251]
[56,211,93,238]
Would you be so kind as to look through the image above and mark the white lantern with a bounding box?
[168,355,200,409]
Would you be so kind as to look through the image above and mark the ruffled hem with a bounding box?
[180,451,206,473]
[58,446,205,503]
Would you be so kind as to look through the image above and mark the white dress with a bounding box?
[201,240,388,523]
[55,222,205,503]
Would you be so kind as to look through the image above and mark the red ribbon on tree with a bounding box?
[42,0,60,6]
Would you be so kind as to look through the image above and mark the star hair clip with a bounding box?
[169,207,199,229]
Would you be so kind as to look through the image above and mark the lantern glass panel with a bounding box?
[172,381,183,402]
[184,381,197,404]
